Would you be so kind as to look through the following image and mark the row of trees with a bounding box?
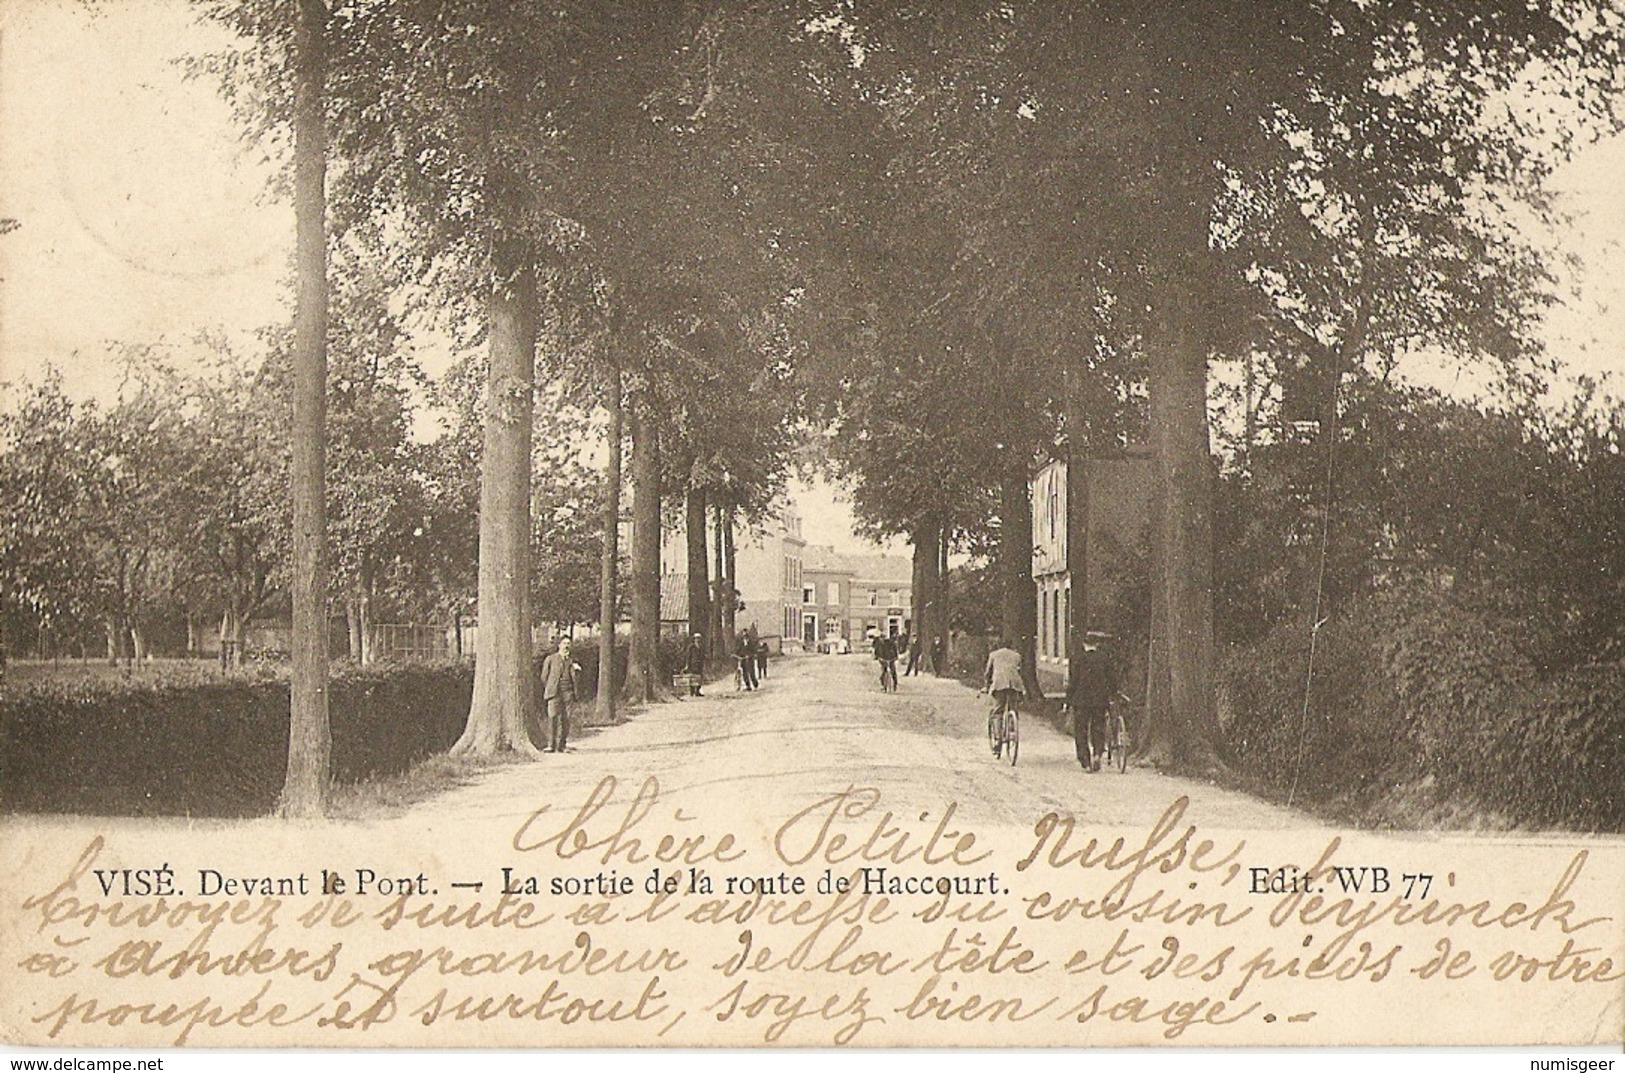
[202,0,821,800]
[1216,377,1625,670]
[2,356,289,667]
[0,336,603,668]
[189,0,1625,805]
[8,0,1619,815]
[780,1,1623,773]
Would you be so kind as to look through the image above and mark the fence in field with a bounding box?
[374,624,454,662]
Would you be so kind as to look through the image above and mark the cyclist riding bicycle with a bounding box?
[983,636,1027,724]
[872,631,899,691]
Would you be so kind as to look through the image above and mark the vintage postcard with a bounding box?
[1,0,1622,1053]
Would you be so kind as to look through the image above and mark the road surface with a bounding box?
[413,651,1328,835]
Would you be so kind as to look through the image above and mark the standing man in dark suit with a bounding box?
[540,637,580,753]
[684,633,705,695]
[736,631,759,691]
[1069,638,1118,772]
[905,633,924,676]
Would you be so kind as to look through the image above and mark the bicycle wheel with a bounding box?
[987,709,1001,758]
[1114,714,1128,773]
[1004,705,1019,766]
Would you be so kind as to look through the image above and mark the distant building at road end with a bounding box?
[662,510,911,654]
[796,544,912,653]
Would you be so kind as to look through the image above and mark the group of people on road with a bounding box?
[980,633,1121,773]
[538,626,779,756]
[682,631,770,695]
[540,626,1121,772]
[735,632,770,691]
[905,633,938,677]
[868,624,943,688]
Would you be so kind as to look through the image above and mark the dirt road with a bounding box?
[10,653,1623,1051]
[413,652,1329,835]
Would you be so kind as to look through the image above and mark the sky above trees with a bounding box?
[0,0,892,550]
[1,0,1620,411]
[1,2,289,391]
[4,0,1623,776]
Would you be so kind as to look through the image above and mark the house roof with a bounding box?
[801,544,911,583]
[801,544,846,572]
[660,573,688,622]
[847,554,912,584]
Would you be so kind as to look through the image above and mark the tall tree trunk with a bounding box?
[623,391,665,704]
[1146,258,1219,773]
[1301,280,1372,618]
[346,596,363,661]
[455,236,541,756]
[358,586,373,665]
[1242,350,1257,468]
[1143,444,1173,763]
[595,359,623,725]
[910,534,926,653]
[933,523,950,674]
[685,485,710,656]
[1065,370,1092,699]
[711,503,727,657]
[282,0,331,818]
[721,504,737,644]
[999,456,1040,696]
[911,522,941,673]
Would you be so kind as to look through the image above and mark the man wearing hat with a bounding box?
[684,632,705,695]
[1069,635,1118,772]
[539,637,580,753]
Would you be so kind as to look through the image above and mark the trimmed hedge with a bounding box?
[0,644,650,818]
[1,661,474,818]
[1221,582,1625,832]
[563,640,628,712]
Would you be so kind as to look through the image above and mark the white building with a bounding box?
[1029,452,1156,691]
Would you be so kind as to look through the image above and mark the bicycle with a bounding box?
[986,690,1019,766]
[1100,692,1130,773]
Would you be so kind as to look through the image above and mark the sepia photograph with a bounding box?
[0,0,1622,1057]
